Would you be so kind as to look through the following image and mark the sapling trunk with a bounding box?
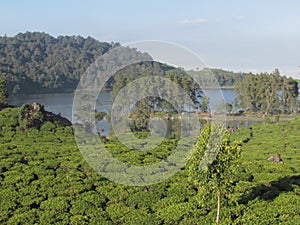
[216,192,221,224]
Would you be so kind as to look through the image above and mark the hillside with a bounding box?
[188,68,251,88]
[0,32,119,94]
[0,32,255,96]
[0,106,299,224]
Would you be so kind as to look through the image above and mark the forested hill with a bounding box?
[0,32,120,94]
[0,32,293,96]
[189,68,251,88]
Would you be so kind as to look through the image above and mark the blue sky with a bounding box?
[1,0,300,77]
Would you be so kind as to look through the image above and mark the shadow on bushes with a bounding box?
[239,175,300,204]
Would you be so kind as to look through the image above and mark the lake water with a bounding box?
[9,91,112,136]
[9,89,237,135]
[9,89,237,121]
[9,93,75,121]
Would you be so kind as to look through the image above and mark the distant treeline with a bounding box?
[0,32,298,98]
[189,68,251,88]
[234,69,299,114]
[0,32,119,94]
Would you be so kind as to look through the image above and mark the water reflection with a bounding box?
[9,90,261,137]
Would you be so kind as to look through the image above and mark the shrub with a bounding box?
[40,121,56,132]
[40,196,70,212]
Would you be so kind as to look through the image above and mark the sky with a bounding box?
[1,0,300,78]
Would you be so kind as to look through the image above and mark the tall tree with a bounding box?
[0,77,8,106]
[201,96,210,112]
[281,77,299,113]
[188,124,241,224]
[234,69,298,114]
[133,97,154,131]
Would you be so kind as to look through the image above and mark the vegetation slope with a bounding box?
[0,106,299,224]
[0,32,257,96]
[0,32,119,94]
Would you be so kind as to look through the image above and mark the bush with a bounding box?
[7,209,38,225]
[70,199,96,216]
[40,121,56,132]
[40,196,70,212]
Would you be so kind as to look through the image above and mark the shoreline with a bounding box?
[10,86,235,97]
[203,86,234,90]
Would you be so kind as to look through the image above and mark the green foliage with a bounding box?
[157,201,198,224]
[40,121,57,132]
[189,124,241,189]
[0,106,299,224]
[111,61,202,131]
[201,95,210,112]
[234,69,299,114]
[40,196,71,212]
[0,32,119,94]
[133,97,154,131]
[189,68,251,87]
[0,33,252,97]
[215,99,233,114]
[188,124,241,223]
[0,77,8,106]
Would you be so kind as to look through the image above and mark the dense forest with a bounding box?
[0,32,259,96]
[234,69,299,114]
[188,68,252,88]
[0,77,8,107]
[0,32,119,94]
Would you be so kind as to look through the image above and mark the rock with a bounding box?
[19,102,71,129]
[268,153,283,163]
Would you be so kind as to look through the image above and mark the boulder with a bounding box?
[19,103,71,129]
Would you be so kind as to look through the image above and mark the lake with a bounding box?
[9,89,237,121]
[9,89,238,135]
[9,91,112,136]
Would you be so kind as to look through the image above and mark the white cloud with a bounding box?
[177,18,208,25]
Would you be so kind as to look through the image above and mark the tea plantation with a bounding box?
[0,107,299,224]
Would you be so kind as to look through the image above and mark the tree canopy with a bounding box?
[188,124,241,223]
[234,69,299,114]
[188,68,251,88]
[0,32,119,94]
[110,61,202,131]
[0,76,8,107]
[0,32,257,95]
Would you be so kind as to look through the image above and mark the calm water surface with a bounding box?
[9,89,240,135]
